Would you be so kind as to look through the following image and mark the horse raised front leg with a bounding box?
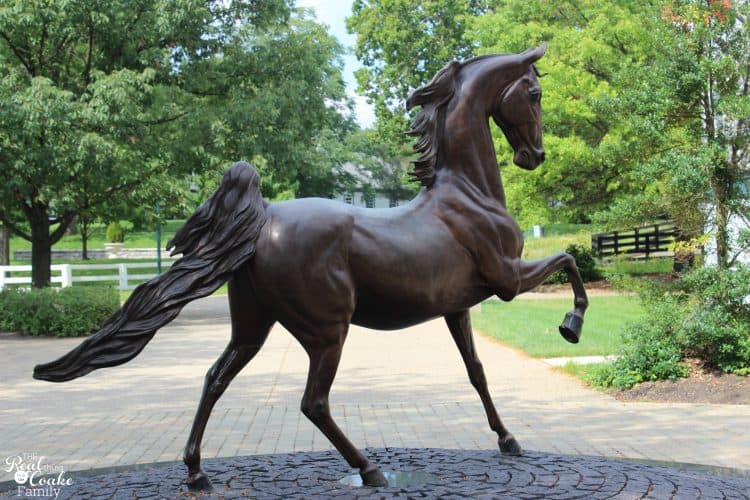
[445,310,522,455]
[517,252,589,343]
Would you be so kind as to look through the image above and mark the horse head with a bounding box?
[406,45,547,187]
[489,45,547,170]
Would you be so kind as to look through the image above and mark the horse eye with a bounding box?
[529,90,541,103]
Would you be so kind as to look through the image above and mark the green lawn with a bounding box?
[118,282,228,302]
[522,230,592,261]
[9,220,185,261]
[605,257,674,275]
[471,295,642,358]
[557,360,601,379]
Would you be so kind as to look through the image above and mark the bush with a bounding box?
[105,221,125,243]
[678,265,750,373]
[0,287,119,337]
[588,296,690,389]
[589,264,750,390]
[547,244,603,284]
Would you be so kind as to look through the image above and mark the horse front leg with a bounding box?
[445,310,522,455]
[517,252,589,343]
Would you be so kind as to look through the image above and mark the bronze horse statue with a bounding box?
[34,44,588,490]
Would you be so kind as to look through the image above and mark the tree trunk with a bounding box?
[0,224,9,265]
[81,217,89,260]
[715,199,729,269]
[30,216,52,288]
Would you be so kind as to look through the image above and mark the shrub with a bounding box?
[588,296,690,389]
[105,221,125,243]
[0,287,119,337]
[547,244,603,284]
[589,264,750,390]
[678,265,750,373]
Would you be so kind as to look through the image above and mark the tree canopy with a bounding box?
[348,0,749,266]
[0,0,352,286]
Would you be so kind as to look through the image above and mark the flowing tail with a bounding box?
[33,162,267,382]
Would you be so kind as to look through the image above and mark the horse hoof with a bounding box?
[360,466,388,487]
[186,470,213,492]
[499,435,523,456]
[559,311,583,344]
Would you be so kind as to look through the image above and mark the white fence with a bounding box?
[0,262,174,291]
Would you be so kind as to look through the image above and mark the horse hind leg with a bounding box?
[445,310,522,455]
[183,274,274,491]
[296,324,388,487]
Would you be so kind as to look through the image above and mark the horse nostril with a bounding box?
[539,151,546,162]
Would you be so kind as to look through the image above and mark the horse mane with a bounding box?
[405,60,461,188]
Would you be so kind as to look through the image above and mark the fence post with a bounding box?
[613,231,619,255]
[60,265,73,288]
[634,227,640,253]
[118,263,128,290]
[0,266,6,291]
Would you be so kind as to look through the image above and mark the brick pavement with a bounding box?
[1,296,748,485]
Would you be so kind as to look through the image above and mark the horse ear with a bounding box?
[519,43,547,66]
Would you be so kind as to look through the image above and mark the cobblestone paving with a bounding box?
[3,448,748,499]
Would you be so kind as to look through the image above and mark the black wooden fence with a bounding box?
[591,221,677,258]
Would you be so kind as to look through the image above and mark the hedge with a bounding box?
[0,286,119,337]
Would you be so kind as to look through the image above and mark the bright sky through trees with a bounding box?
[297,0,375,127]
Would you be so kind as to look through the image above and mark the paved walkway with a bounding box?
[1,296,748,485]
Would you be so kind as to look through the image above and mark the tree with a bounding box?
[0,223,8,265]
[175,12,353,201]
[598,0,749,268]
[465,0,660,227]
[0,1,355,286]
[347,0,488,152]
[348,0,660,226]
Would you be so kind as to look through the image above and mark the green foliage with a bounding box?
[105,222,125,243]
[594,1,750,267]
[589,296,690,390]
[349,1,749,261]
[347,0,484,151]
[180,11,354,201]
[592,264,750,389]
[522,229,591,261]
[546,244,603,284]
[678,265,750,373]
[0,0,353,286]
[470,0,656,224]
[0,287,119,337]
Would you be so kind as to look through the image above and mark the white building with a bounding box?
[704,174,750,266]
[332,162,413,209]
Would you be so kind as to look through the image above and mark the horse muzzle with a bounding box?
[513,147,545,170]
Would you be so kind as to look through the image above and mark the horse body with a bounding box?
[35,44,590,490]
[250,183,498,332]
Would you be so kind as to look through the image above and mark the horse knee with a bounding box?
[204,369,229,397]
[468,360,488,389]
[301,399,329,422]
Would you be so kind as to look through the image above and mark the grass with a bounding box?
[605,257,674,275]
[557,360,602,379]
[521,225,674,277]
[471,295,643,358]
[9,219,185,260]
[522,230,592,261]
[117,282,228,302]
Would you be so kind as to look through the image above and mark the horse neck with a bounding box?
[440,106,506,206]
